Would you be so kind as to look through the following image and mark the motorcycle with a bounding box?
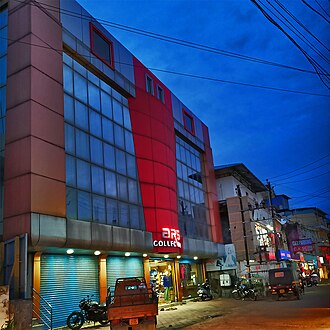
[67,295,109,329]
[232,280,257,301]
[197,281,213,301]
[305,274,318,287]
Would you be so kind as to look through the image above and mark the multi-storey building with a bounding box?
[0,0,223,327]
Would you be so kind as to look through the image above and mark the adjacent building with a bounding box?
[0,0,224,327]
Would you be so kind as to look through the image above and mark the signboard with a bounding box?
[206,244,237,271]
[278,250,291,260]
[292,239,312,246]
[152,227,182,253]
[293,245,314,253]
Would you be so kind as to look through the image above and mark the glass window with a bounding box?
[105,170,117,197]
[157,85,164,103]
[183,110,195,135]
[90,110,102,137]
[63,53,73,67]
[145,75,153,95]
[130,205,140,229]
[74,72,87,103]
[92,195,106,223]
[123,106,131,130]
[117,175,127,200]
[100,79,112,94]
[106,198,118,225]
[114,124,125,149]
[64,124,75,154]
[66,187,77,219]
[66,156,76,186]
[76,129,90,160]
[118,202,129,227]
[64,94,74,123]
[74,60,87,77]
[78,190,92,220]
[77,160,91,190]
[102,117,114,143]
[91,165,105,194]
[101,91,112,119]
[63,65,73,94]
[90,137,103,166]
[104,143,115,170]
[128,179,138,203]
[88,70,99,86]
[115,149,126,175]
[88,82,101,111]
[0,28,7,57]
[126,154,137,178]
[0,86,5,117]
[113,99,123,125]
[91,25,114,68]
[124,130,135,154]
[75,100,88,130]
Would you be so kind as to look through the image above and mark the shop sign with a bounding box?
[278,250,291,260]
[152,228,182,248]
[293,245,313,253]
[292,239,312,246]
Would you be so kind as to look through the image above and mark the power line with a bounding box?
[2,35,330,98]
[267,153,330,179]
[302,0,330,24]
[19,0,330,77]
[274,170,330,185]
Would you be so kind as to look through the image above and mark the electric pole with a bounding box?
[236,185,251,283]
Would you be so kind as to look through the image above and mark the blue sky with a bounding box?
[77,0,330,215]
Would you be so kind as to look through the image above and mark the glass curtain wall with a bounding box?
[176,136,210,240]
[0,6,8,235]
[63,53,145,230]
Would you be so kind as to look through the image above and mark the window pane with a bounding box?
[66,155,76,186]
[114,124,124,149]
[0,86,6,117]
[128,179,138,203]
[93,29,111,64]
[74,72,87,103]
[101,91,112,119]
[113,99,123,125]
[64,94,74,123]
[88,70,99,85]
[76,130,90,160]
[118,202,129,227]
[117,175,127,200]
[66,187,77,219]
[65,124,75,154]
[123,106,131,130]
[91,165,104,194]
[105,170,117,197]
[126,154,137,178]
[130,205,140,229]
[74,60,87,77]
[88,82,100,111]
[124,130,135,154]
[63,65,73,94]
[77,160,91,190]
[106,198,118,226]
[115,149,126,175]
[92,195,106,223]
[102,117,114,143]
[75,100,88,130]
[104,143,115,170]
[78,190,92,220]
[90,137,103,165]
[90,110,102,137]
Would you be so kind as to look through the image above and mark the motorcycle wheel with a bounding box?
[248,291,257,301]
[99,319,110,325]
[232,291,241,300]
[67,311,84,330]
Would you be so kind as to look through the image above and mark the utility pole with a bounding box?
[266,180,279,262]
[236,185,251,283]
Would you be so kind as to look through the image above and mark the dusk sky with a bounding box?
[77,0,330,215]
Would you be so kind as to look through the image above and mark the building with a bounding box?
[212,163,290,285]
[0,0,224,327]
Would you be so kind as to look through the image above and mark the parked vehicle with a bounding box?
[305,273,319,287]
[232,279,257,301]
[269,268,303,300]
[67,295,109,329]
[197,280,213,301]
[107,277,158,330]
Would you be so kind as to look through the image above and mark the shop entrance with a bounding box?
[149,259,176,304]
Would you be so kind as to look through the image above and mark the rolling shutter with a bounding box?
[40,254,99,328]
[106,257,143,292]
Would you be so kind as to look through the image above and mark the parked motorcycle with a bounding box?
[305,274,319,287]
[232,280,257,301]
[197,281,213,301]
[67,295,109,329]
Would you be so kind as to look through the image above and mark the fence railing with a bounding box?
[32,288,52,329]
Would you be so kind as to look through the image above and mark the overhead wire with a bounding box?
[274,170,330,185]
[302,0,330,24]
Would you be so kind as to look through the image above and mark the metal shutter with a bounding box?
[106,257,143,292]
[40,254,99,328]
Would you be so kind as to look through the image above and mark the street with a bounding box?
[157,282,330,330]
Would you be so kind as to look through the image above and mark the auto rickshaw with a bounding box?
[268,268,303,300]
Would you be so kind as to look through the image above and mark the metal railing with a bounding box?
[32,288,53,329]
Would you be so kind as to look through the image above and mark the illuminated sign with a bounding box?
[292,239,312,246]
[278,250,291,260]
[153,228,182,248]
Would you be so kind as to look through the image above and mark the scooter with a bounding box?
[197,282,213,301]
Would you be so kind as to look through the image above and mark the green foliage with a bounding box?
[0,319,14,330]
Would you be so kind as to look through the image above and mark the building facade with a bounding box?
[0,0,224,327]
